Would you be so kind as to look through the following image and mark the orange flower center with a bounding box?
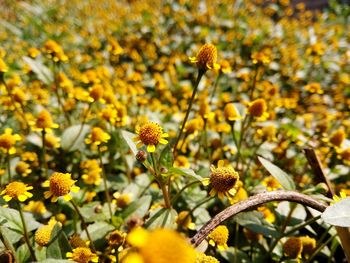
[5,182,27,198]
[139,122,162,146]
[0,134,16,149]
[210,167,238,192]
[70,247,95,263]
[49,173,73,196]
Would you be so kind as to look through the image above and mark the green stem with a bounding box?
[41,129,48,177]
[160,183,171,209]
[70,199,96,252]
[306,231,335,263]
[66,103,92,151]
[173,70,204,157]
[98,147,113,220]
[234,222,239,263]
[209,73,222,104]
[17,201,37,261]
[171,180,201,204]
[249,65,259,99]
[7,153,11,182]
[283,214,321,237]
[151,153,171,209]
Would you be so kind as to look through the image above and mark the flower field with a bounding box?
[1,0,350,262]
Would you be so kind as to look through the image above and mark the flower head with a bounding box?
[189,43,219,72]
[224,103,242,122]
[43,40,68,62]
[85,127,111,146]
[196,253,219,263]
[176,211,196,230]
[202,160,240,201]
[32,109,59,132]
[0,128,21,154]
[134,122,168,152]
[125,227,196,263]
[43,172,80,202]
[208,225,229,250]
[66,247,98,263]
[283,237,302,259]
[248,99,267,118]
[35,217,57,248]
[0,58,8,74]
[1,181,33,202]
[81,159,101,186]
[24,200,47,215]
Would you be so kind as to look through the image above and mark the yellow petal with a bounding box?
[71,186,80,193]
[18,195,28,202]
[159,138,168,144]
[127,227,149,248]
[202,178,210,186]
[44,191,52,199]
[63,194,72,201]
[147,144,156,152]
[218,160,225,168]
[42,180,50,187]
[3,195,12,202]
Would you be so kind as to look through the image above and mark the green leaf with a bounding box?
[23,56,53,85]
[321,198,350,227]
[0,207,41,235]
[159,145,173,169]
[234,211,279,238]
[46,224,71,259]
[81,221,114,243]
[120,195,152,220]
[146,208,177,229]
[258,156,296,190]
[121,130,138,155]
[16,243,30,263]
[168,167,203,181]
[61,124,90,151]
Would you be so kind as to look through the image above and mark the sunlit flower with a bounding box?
[125,228,196,263]
[66,247,98,263]
[0,58,8,74]
[43,172,80,202]
[113,192,132,208]
[327,129,346,148]
[224,103,243,122]
[189,43,220,71]
[85,127,111,146]
[81,159,102,186]
[0,128,21,154]
[208,225,229,250]
[134,122,168,152]
[300,236,316,257]
[31,109,59,132]
[42,39,68,62]
[44,134,61,148]
[248,98,268,118]
[69,234,89,248]
[258,206,275,223]
[107,230,126,248]
[304,82,323,94]
[262,176,282,191]
[332,190,347,203]
[35,217,57,248]
[1,181,33,202]
[202,160,240,201]
[256,125,277,142]
[196,253,219,263]
[24,200,47,215]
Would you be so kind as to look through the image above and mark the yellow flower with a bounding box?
[69,234,89,248]
[32,109,59,132]
[44,134,61,148]
[224,103,242,122]
[196,253,219,263]
[0,128,21,154]
[85,127,111,146]
[28,47,40,58]
[248,98,268,118]
[262,176,282,191]
[283,237,302,259]
[35,217,57,248]
[15,161,32,177]
[202,160,240,201]
[1,181,33,202]
[176,211,196,230]
[328,129,346,148]
[332,190,347,203]
[258,206,275,223]
[66,247,98,263]
[189,43,220,71]
[208,225,229,250]
[89,84,104,102]
[0,58,8,73]
[125,227,196,263]
[256,125,277,142]
[134,122,168,152]
[218,59,232,74]
[300,236,316,257]
[43,39,68,62]
[24,200,47,215]
[108,230,126,248]
[304,82,323,94]
[43,172,80,202]
[113,192,132,208]
[81,159,102,186]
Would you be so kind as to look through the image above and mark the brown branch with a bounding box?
[190,190,327,247]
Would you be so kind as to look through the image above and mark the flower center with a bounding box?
[139,123,162,145]
[49,173,73,196]
[5,182,27,198]
[210,167,238,192]
[0,134,15,149]
[71,247,94,263]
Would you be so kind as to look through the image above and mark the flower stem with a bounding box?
[41,129,49,177]
[173,70,204,157]
[70,199,96,252]
[160,183,171,209]
[98,147,113,220]
[7,152,11,182]
[17,201,37,262]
